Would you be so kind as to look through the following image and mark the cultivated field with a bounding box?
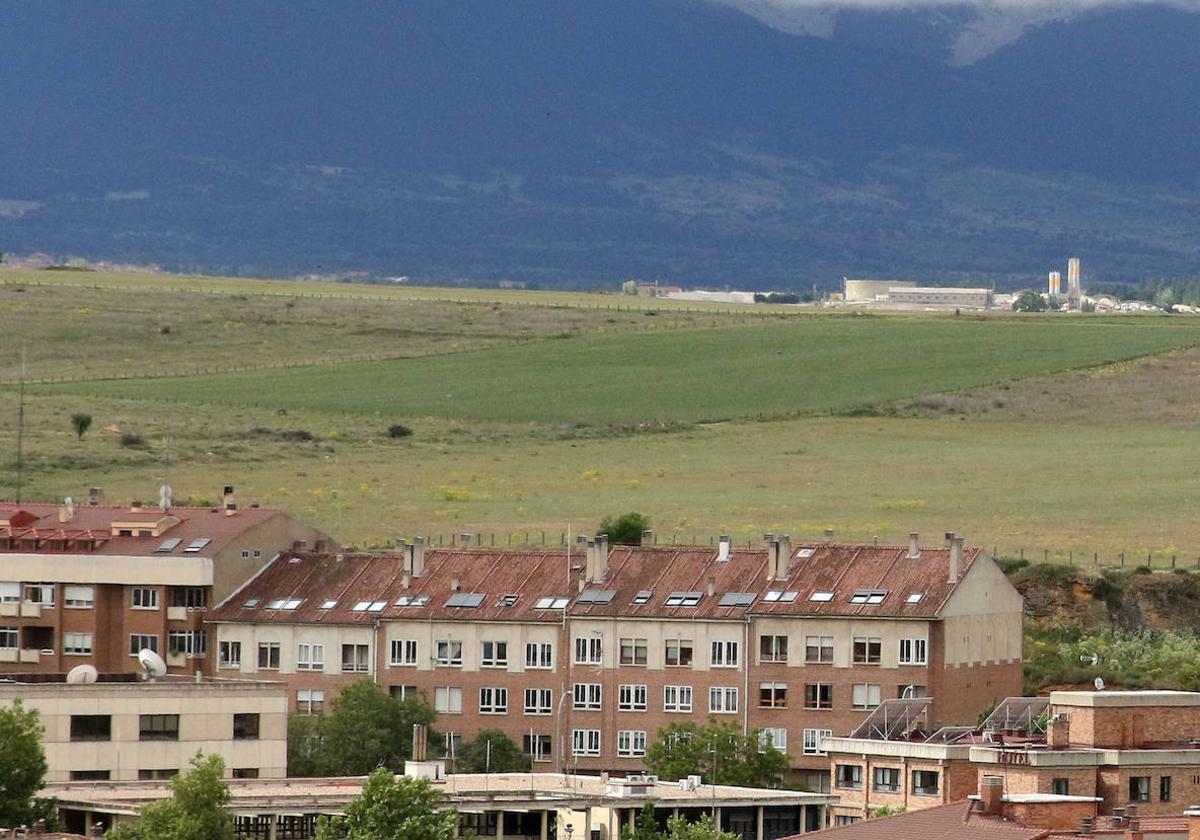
[4,269,1200,558]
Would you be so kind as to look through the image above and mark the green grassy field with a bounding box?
[5,269,1200,558]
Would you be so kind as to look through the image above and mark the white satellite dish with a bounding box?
[1094,676,1106,691]
[138,648,168,680]
[66,664,98,684]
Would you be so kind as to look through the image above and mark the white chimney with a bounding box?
[765,534,793,581]
[716,535,731,563]
[593,533,609,582]
[949,537,963,584]
[222,484,237,516]
[707,577,716,597]
[907,532,920,559]
[409,537,426,577]
[450,575,461,592]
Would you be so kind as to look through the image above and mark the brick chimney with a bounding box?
[1046,713,1070,748]
[640,530,654,547]
[980,775,1005,816]
[403,537,426,578]
[765,534,792,581]
[588,534,609,583]
[222,484,237,516]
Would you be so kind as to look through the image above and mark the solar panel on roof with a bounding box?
[183,538,211,553]
[982,697,1049,734]
[850,698,933,740]
[718,592,756,608]
[445,593,485,608]
[155,538,182,553]
[242,597,260,608]
[577,589,616,605]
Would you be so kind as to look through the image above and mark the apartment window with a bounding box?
[573,682,602,710]
[170,587,207,609]
[131,587,159,609]
[219,641,242,669]
[297,643,325,671]
[835,816,861,827]
[1129,776,1151,802]
[852,637,882,664]
[0,583,17,604]
[64,585,94,608]
[1161,775,1172,802]
[130,634,159,656]
[64,632,93,655]
[1052,778,1070,796]
[760,635,788,663]
[525,642,553,669]
[898,638,928,665]
[297,689,325,714]
[0,627,16,649]
[711,640,739,668]
[524,734,553,762]
[257,642,280,670]
[619,637,648,665]
[709,687,739,714]
[341,643,370,673]
[168,630,206,658]
[481,640,508,667]
[233,713,260,740]
[435,640,463,666]
[479,687,508,714]
[24,583,54,607]
[233,768,260,779]
[899,684,928,698]
[71,770,111,781]
[618,730,647,757]
[619,684,648,711]
[390,685,418,701]
[804,728,831,756]
[443,732,463,757]
[70,715,111,742]
[524,688,553,715]
[802,683,832,710]
[138,769,177,780]
[665,638,693,667]
[760,728,788,753]
[760,682,788,708]
[140,714,180,741]
[912,770,941,796]
[664,684,693,712]
[852,683,881,710]
[836,765,863,790]
[572,729,601,757]
[574,636,602,665]
[390,639,418,666]
[435,687,463,714]
[805,636,834,664]
[873,767,900,792]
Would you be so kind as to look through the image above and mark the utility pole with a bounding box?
[15,343,26,503]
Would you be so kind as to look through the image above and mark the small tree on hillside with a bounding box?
[0,700,48,828]
[315,769,457,840]
[598,512,650,545]
[71,413,93,441]
[107,753,233,840]
[456,729,531,773]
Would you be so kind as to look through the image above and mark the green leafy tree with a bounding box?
[871,806,906,819]
[598,511,650,545]
[644,721,788,789]
[666,814,738,840]
[107,753,233,840]
[70,413,93,441]
[291,681,437,776]
[0,700,48,828]
[315,769,457,840]
[622,280,639,296]
[456,729,531,773]
[1011,290,1047,312]
[287,713,324,777]
[622,803,666,840]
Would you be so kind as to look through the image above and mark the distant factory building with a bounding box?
[885,287,994,308]
[843,278,916,302]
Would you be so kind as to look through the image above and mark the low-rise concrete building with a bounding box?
[0,672,287,783]
[885,287,993,308]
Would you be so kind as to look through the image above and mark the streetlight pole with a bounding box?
[555,689,573,777]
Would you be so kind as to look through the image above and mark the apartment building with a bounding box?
[0,489,330,676]
[0,671,287,783]
[826,690,1200,824]
[208,531,1023,788]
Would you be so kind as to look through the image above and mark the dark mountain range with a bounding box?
[2,1,1199,288]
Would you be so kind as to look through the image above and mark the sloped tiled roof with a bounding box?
[780,802,1049,840]
[0,500,285,558]
[208,538,982,625]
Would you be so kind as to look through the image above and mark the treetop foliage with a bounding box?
[0,700,48,829]
[107,753,233,840]
[643,720,788,789]
[598,511,650,545]
[315,769,457,840]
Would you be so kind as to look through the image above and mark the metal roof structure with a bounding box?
[850,698,932,740]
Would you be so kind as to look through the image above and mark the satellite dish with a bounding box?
[138,649,167,680]
[66,664,98,684]
[1080,653,1099,666]
[1094,676,1106,691]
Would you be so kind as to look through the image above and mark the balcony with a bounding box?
[19,648,40,664]
[20,601,42,618]
[166,607,188,621]
[0,602,17,618]
[0,648,17,663]
[166,651,187,667]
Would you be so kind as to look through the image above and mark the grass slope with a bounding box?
[47,317,1200,424]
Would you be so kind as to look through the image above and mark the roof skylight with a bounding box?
[577,589,616,605]
[183,538,211,553]
[155,537,182,553]
[850,589,888,604]
[534,596,568,610]
[906,592,924,604]
[796,548,815,558]
[808,591,834,602]
[446,593,485,609]
[320,599,338,610]
[352,601,371,612]
[632,590,653,605]
[498,594,519,607]
[765,590,800,603]
[718,592,756,608]
[282,598,302,610]
[367,600,387,612]
[242,597,260,608]
[266,598,286,610]
[395,595,429,607]
[664,591,702,607]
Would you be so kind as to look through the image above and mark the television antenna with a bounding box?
[138,648,167,681]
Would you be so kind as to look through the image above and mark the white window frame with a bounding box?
[130,634,158,656]
[852,636,882,665]
[435,686,463,714]
[24,583,54,607]
[63,585,94,609]
[804,728,832,755]
[805,635,834,664]
[390,639,418,666]
[710,640,739,668]
[665,638,693,667]
[435,640,463,666]
[574,636,602,665]
[759,634,788,663]
[479,687,508,714]
[524,688,553,715]
[899,637,928,665]
[64,631,93,655]
[219,640,241,669]
[572,728,601,757]
[617,730,647,757]
[664,684,693,712]
[618,684,647,711]
[709,686,738,714]
[481,640,509,668]
[573,682,602,710]
[297,689,325,714]
[852,683,881,710]
[168,630,206,658]
[297,643,325,671]
[0,583,19,604]
[257,642,280,670]
[760,727,788,753]
[760,681,788,709]
[525,642,553,669]
[0,626,18,649]
[619,637,648,666]
[131,587,159,610]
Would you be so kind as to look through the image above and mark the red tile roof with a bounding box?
[208,538,980,625]
[0,500,285,558]
[780,803,1050,840]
